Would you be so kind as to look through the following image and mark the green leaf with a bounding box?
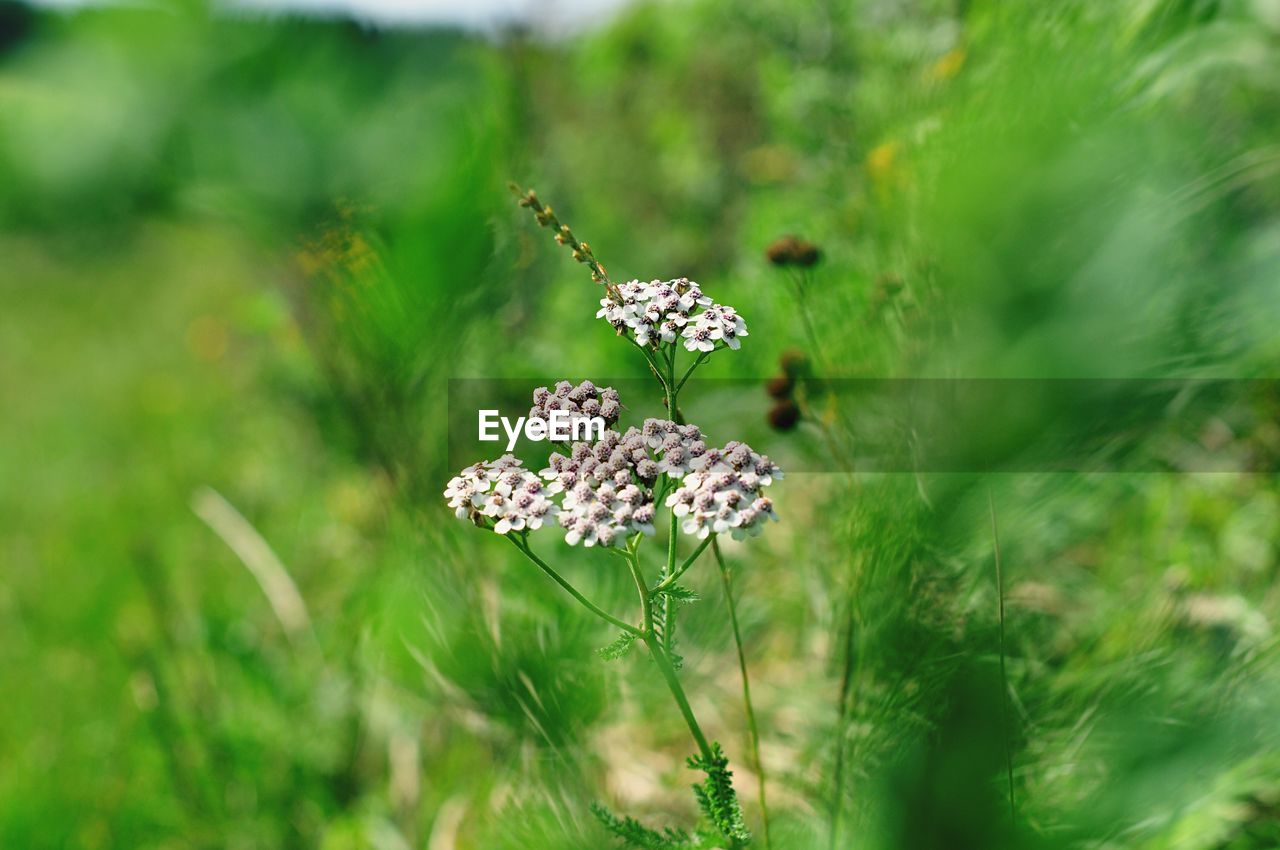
[590,803,693,849]
[687,743,751,847]
[598,631,639,661]
[654,584,700,605]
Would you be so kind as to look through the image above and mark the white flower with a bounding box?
[657,444,698,478]
[682,322,716,352]
[443,463,491,518]
[634,322,655,347]
[663,442,781,540]
[595,277,747,353]
[705,304,748,350]
[636,419,705,479]
[558,476,655,547]
[444,456,558,534]
[448,388,780,548]
[689,440,782,484]
[531,416,663,547]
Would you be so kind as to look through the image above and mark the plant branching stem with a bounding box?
[507,535,640,636]
[714,539,772,850]
[666,502,679,579]
[651,535,714,595]
[676,350,711,393]
[632,536,712,764]
[629,337,669,389]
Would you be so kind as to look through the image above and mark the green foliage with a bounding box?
[651,598,683,671]
[5,0,1280,848]
[649,585,699,671]
[653,585,700,605]
[598,631,639,661]
[590,803,693,850]
[687,744,751,848]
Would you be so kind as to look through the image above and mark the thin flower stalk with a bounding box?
[715,539,773,850]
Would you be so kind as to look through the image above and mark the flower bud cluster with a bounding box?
[665,441,782,540]
[595,278,748,352]
[529,380,621,429]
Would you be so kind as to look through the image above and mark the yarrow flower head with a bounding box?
[596,277,747,352]
[558,479,656,547]
[639,417,707,478]
[447,388,781,548]
[443,455,559,534]
[682,302,748,352]
[538,428,657,547]
[689,439,783,485]
[665,440,782,540]
[529,379,621,429]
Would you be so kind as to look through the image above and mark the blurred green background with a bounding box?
[3,0,1280,847]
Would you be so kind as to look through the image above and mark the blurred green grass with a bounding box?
[3,0,1280,848]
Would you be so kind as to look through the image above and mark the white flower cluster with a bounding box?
[559,480,656,547]
[445,405,783,545]
[529,380,621,428]
[541,431,656,547]
[665,441,783,540]
[443,455,559,534]
[640,417,707,478]
[595,278,748,352]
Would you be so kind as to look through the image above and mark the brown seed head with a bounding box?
[767,399,801,431]
[765,374,794,400]
[765,235,822,268]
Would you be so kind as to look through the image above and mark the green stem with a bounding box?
[628,337,669,390]
[632,534,712,763]
[645,635,712,761]
[626,541,653,634]
[829,594,857,850]
[651,535,714,595]
[675,350,711,393]
[666,502,680,578]
[662,499,680,655]
[989,490,1016,824]
[664,344,682,424]
[790,269,828,375]
[714,540,772,850]
[507,535,641,636]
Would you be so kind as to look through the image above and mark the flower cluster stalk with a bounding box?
[506,533,639,636]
